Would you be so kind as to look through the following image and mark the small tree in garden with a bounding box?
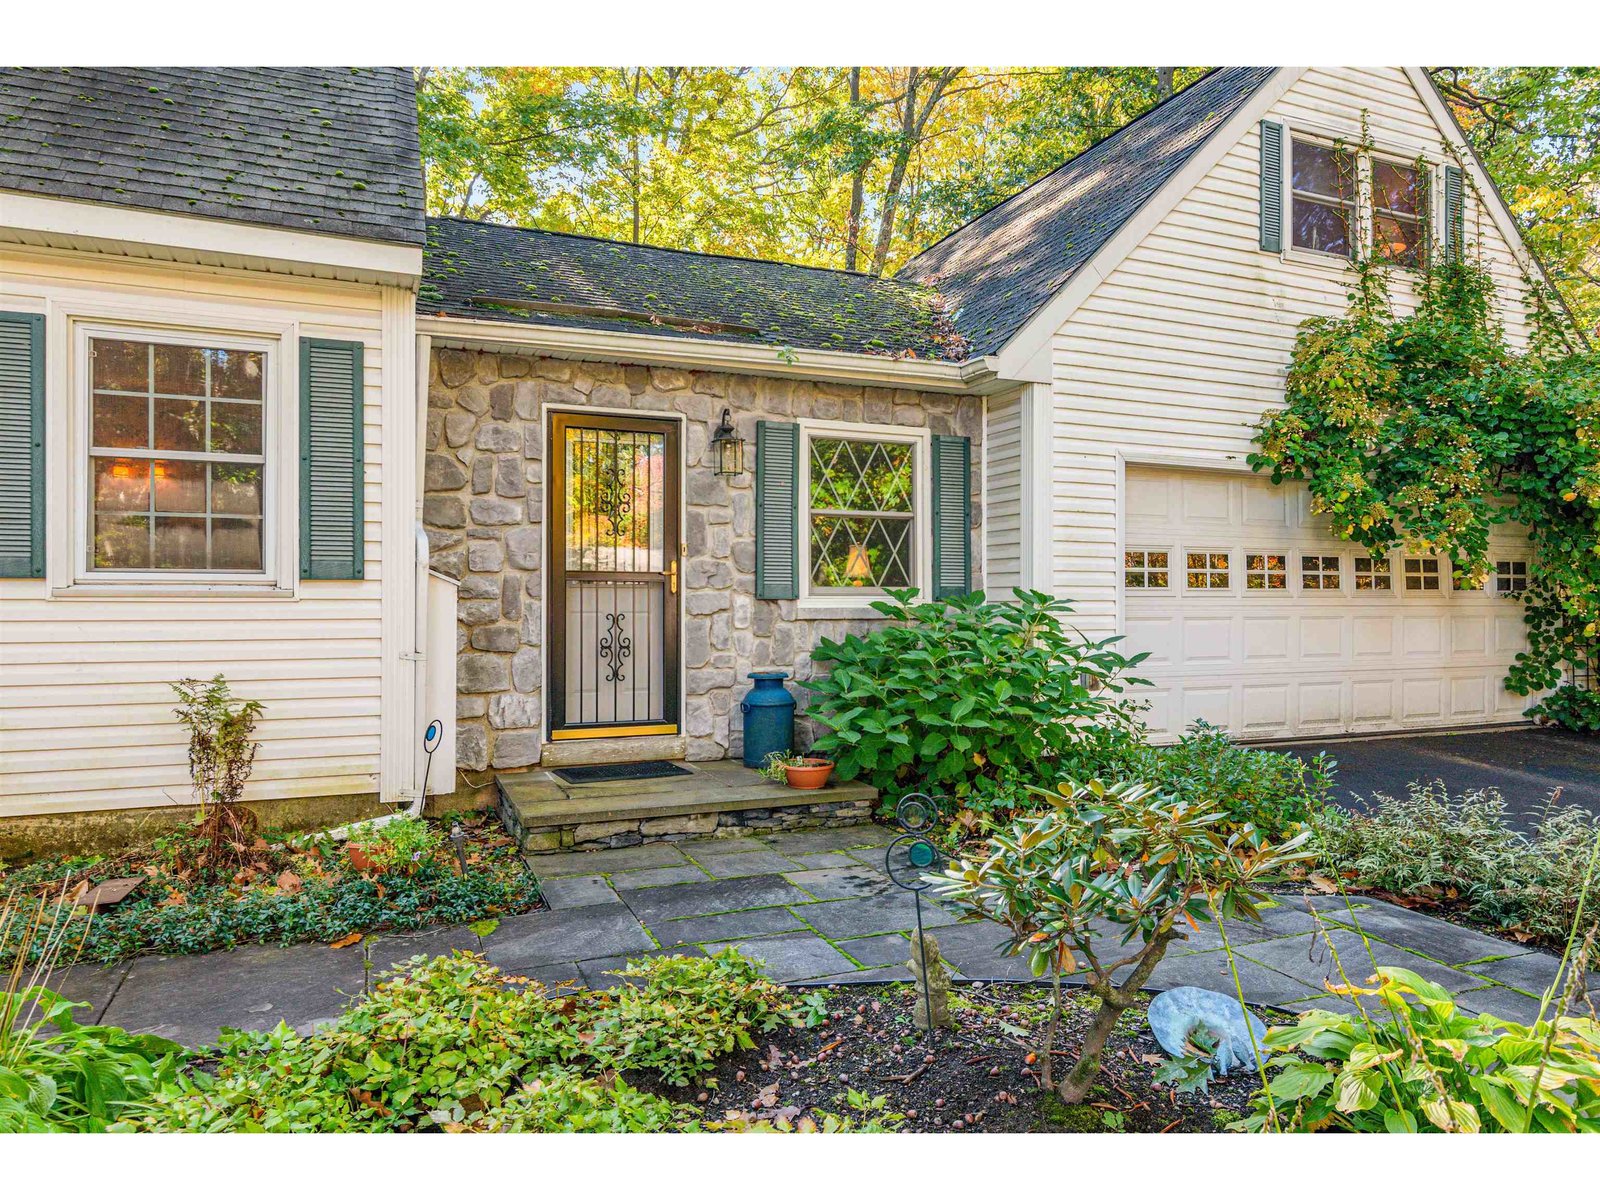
[806,589,1146,814]
[933,779,1312,1104]
[171,675,265,874]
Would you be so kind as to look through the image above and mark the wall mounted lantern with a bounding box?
[711,408,745,478]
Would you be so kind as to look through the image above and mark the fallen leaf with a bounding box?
[329,931,363,949]
[1307,874,1340,894]
[277,870,302,894]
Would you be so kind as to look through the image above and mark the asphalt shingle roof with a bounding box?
[899,67,1281,357]
[0,66,424,245]
[422,216,968,360]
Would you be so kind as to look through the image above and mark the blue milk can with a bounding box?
[740,671,796,768]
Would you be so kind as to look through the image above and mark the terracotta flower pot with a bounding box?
[784,758,834,790]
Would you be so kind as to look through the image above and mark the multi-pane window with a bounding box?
[1186,551,1230,590]
[807,435,915,592]
[1291,138,1357,258]
[1404,557,1442,591]
[1301,554,1341,591]
[1373,159,1426,268]
[1495,560,1529,595]
[1354,556,1393,591]
[1246,552,1287,590]
[89,336,266,572]
[1125,549,1170,589]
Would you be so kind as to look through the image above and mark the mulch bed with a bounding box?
[672,981,1265,1133]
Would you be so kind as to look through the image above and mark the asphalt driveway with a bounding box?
[1275,726,1600,830]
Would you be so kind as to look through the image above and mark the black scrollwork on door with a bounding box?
[594,453,633,536]
[599,611,632,682]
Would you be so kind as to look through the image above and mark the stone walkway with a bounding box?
[51,824,1589,1047]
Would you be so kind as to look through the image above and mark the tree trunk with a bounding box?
[867,66,961,277]
[1057,932,1177,1105]
[1157,68,1176,100]
[844,67,864,272]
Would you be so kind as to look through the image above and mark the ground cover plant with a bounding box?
[805,588,1146,815]
[1074,721,1335,840]
[0,813,541,965]
[119,948,814,1133]
[933,778,1312,1103]
[1237,962,1600,1133]
[1309,782,1600,948]
[1,888,184,1131]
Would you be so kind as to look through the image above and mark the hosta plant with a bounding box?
[806,589,1146,812]
[1233,965,1600,1133]
[932,778,1311,1103]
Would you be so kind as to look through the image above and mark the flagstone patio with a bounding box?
[52,823,1590,1047]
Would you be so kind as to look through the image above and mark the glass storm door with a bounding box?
[549,412,680,738]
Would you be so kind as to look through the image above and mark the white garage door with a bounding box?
[1123,466,1534,741]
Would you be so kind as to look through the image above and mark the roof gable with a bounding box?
[0,67,424,245]
[899,68,1281,358]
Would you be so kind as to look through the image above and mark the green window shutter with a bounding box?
[1259,120,1285,253]
[754,420,799,600]
[931,434,971,599]
[299,338,364,580]
[0,312,45,579]
[1443,164,1465,262]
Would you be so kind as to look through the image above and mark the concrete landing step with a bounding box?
[497,759,878,854]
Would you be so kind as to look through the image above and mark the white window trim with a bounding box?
[1353,554,1396,593]
[796,418,930,613]
[1125,546,1175,590]
[59,314,297,596]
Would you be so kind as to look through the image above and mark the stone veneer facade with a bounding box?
[423,348,983,783]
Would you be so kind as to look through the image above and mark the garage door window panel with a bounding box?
[1301,554,1342,591]
[1495,560,1528,595]
[1126,549,1170,589]
[1246,552,1287,590]
[1355,556,1393,591]
[1404,557,1442,592]
[1185,551,1230,590]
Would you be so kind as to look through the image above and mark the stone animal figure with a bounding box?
[1147,986,1268,1078]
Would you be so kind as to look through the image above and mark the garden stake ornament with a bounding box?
[886,793,950,1046]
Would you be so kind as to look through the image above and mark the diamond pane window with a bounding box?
[88,336,266,572]
[808,436,915,591]
[1495,560,1528,595]
[1185,551,1230,590]
[1301,554,1341,591]
[1126,549,1170,589]
[1354,556,1393,591]
[1246,552,1287,590]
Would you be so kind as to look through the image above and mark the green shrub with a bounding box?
[1527,685,1600,734]
[1,987,183,1132]
[1311,782,1599,945]
[934,778,1311,1104]
[1076,721,1334,837]
[1235,966,1600,1133]
[806,589,1146,809]
[124,948,802,1133]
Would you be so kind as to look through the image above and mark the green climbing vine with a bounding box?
[1249,248,1600,717]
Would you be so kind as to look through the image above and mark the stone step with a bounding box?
[496,759,878,853]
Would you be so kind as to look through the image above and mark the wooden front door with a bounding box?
[548,412,680,738]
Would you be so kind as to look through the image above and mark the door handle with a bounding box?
[666,560,678,594]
